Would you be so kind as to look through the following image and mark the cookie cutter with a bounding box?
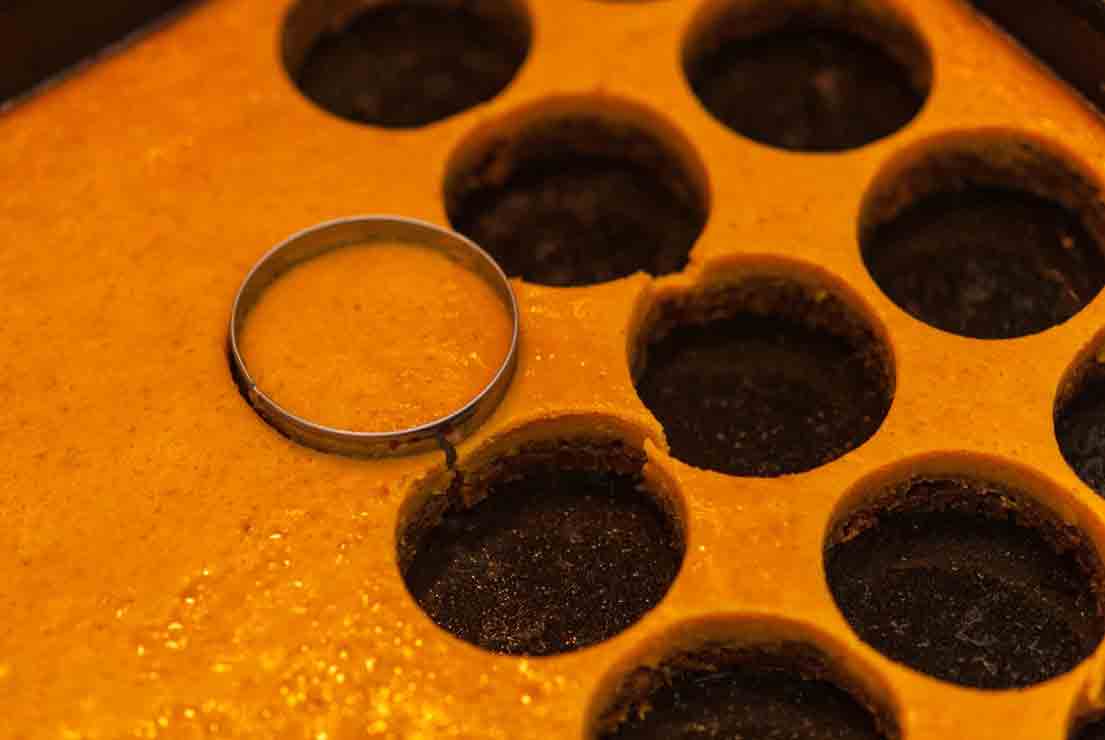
[228,215,519,462]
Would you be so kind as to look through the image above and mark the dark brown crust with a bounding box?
[455,438,649,506]
[860,140,1105,246]
[631,277,894,476]
[596,642,899,740]
[827,476,1105,621]
[286,0,529,128]
[397,436,685,656]
[446,115,703,214]
[444,114,707,285]
[634,277,892,389]
[1071,710,1105,740]
[1056,352,1105,496]
[686,0,931,92]
[682,0,929,152]
[397,437,663,576]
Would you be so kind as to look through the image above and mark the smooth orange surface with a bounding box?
[240,244,513,432]
[7,0,1105,739]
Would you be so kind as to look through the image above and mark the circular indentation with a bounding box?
[282,0,530,127]
[597,641,894,739]
[398,437,684,655]
[861,135,1105,339]
[683,1,930,151]
[1056,338,1105,497]
[1073,714,1105,740]
[633,275,893,476]
[445,103,709,286]
[229,216,519,458]
[826,474,1105,689]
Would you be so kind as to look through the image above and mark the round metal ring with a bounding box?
[228,215,520,459]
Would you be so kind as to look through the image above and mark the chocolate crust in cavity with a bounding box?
[446,116,706,286]
[826,477,1105,689]
[634,278,893,477]
[1057,360,1105,497]
[684,4,929,152]
[863,188,1105,339]
[399,438,684,657]
[687,28,923,152]
[294,3,527,128]
[861,142,1105,339]
[597,643,895,740]
[1073,714,1105,740]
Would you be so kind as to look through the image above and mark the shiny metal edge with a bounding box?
[228,215,520,460]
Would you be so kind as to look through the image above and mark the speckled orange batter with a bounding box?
[9,0,1105,738]
[239,244,512,432]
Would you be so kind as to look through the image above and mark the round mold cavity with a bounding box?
[1056,333,1105,498]
[593,630,897,739]
[1073,714,1105,740]
[825,468,1105,689]
[444,98,709,286]
[397,435,685,656]
[860,132,1105,339]
[281,0,530,128]
[632,271,893,476]
[682,0,930,152]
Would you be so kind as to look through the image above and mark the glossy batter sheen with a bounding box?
[239,244,512,432]
[8,0,1105,738]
